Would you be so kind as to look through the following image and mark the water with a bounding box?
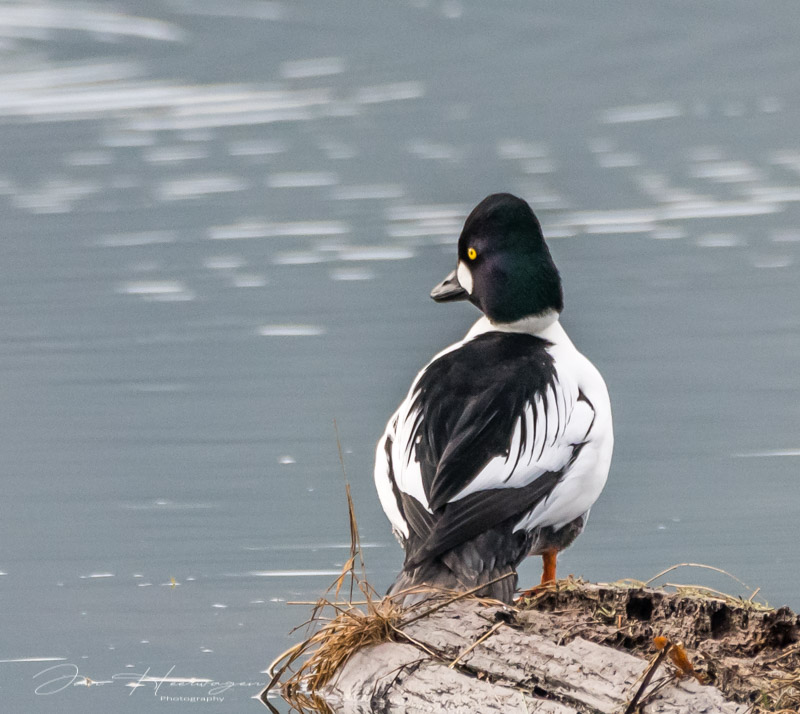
[1,1,799,710]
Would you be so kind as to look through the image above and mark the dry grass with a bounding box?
[260,426,508,712]
[262,569,514,712]
[259,438,512,712]
[264,587,402,712]
[640,562,772,611]
[263,585,513,701]
[522,562,774,614]
[752,668,800,714]
[259,457,397,713]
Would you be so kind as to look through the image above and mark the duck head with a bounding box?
[431,193,563,324]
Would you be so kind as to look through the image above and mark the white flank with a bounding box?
[374,417,409,540]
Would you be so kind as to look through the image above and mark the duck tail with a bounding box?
[387,533,523,606]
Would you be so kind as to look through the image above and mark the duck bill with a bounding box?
[430,269,468,302]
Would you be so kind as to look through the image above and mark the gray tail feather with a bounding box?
[387,532,524,607]
[387,561,518,607]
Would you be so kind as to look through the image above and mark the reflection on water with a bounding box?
[1,0,799,711]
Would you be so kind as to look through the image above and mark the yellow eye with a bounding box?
[467,247,477,260]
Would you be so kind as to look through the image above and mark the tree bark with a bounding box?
[319,583,799,713]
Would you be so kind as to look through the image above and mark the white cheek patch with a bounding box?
[457,261,473,295]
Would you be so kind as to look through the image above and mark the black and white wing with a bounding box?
[374,409,410,546]
[374,331,598,568]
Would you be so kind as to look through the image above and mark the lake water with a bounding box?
[1,1,799,711]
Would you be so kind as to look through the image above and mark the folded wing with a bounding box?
[374,331,596,569]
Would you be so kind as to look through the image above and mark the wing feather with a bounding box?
[379,330,598,567]
[373,414,409,542]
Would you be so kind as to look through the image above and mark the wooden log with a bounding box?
[328,642,576,713]
[264,580,799,712]
[322,598,749,713]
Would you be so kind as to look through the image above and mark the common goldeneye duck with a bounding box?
[374,193,613,604]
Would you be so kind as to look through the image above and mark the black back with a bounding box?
[401,331,564,567]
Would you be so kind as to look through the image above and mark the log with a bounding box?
[314,582,799,714]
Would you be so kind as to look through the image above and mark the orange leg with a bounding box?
[540,548,558,585]
[516,549,559,602]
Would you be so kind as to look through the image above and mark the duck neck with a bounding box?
[466,309,569,343]
[490,308,560,336]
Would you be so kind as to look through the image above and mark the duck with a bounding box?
[374,193,613,605]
